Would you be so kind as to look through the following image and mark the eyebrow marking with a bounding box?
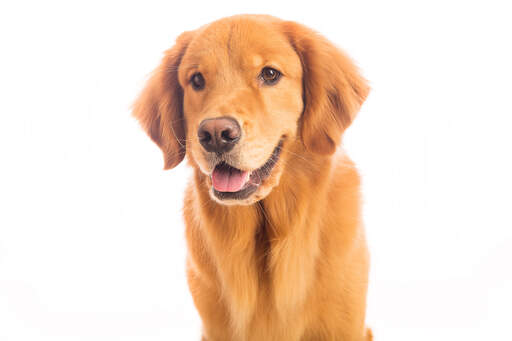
[252,55,263,67]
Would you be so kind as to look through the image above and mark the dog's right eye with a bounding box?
[260,67,281,85]
[190,72,205,91]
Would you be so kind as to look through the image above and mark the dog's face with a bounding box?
[179,18,303,204]
[134,15,369,205]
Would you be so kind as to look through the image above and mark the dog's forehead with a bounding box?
[182,17,297,70]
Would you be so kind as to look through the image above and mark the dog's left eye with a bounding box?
[260,67,281,85]
[190,72,205,91]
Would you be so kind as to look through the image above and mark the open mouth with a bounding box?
[211,140,283,200]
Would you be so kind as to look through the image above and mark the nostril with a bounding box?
[221,129,236,142]
[199,130,212,143]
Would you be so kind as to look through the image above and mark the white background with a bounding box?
[1,1,511,340]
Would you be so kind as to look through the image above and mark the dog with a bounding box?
[133,14,371,341]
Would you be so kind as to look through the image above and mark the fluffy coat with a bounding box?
[134,15,372,341]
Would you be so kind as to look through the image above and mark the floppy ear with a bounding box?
[133,32,193,169]
[282,22,370,154]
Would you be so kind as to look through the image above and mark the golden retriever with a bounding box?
[133,14,371,341]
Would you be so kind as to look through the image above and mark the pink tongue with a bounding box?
[212,165,250,192]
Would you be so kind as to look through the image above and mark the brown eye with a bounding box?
[260,67,281,85]
[190,72,205,90]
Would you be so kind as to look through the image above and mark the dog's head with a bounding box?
[134,15,369,205]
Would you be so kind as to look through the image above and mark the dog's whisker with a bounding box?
[276,146,311,163]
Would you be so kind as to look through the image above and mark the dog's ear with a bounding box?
[133,32,194,169]
[282,22,370,154]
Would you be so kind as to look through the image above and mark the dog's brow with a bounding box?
[184,63,200,70]
[183,64,200,77]
[252,55,263,67]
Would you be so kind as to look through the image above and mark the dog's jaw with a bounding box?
[203,138,285,205]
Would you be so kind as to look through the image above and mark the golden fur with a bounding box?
[134,15,371,341]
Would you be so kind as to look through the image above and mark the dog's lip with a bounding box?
[211,138,284,200]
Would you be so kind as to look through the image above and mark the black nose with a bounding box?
[197,117,241,154]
